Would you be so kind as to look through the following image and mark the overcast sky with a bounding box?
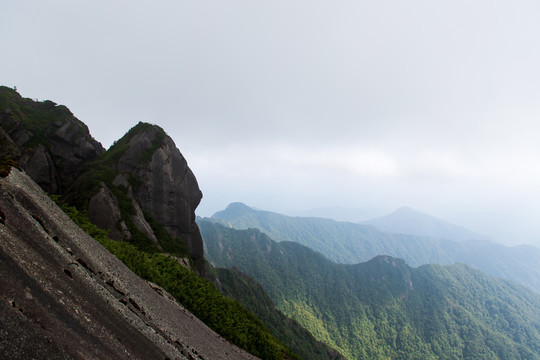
[3,1,540,245]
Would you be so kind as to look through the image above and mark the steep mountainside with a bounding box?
[211,202,540,292]
[363,206,490,242]
[208,266,346,360]
[0,86,104,194]
[0,168,259,360]
[200,220,540,360]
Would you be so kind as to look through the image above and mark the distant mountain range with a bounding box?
[200,220,540,360]
[363,206,491,242]
[210,202,540,293]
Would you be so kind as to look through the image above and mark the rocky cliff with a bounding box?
[0,168,256,360]
[0,86,105,194]
[65,122,204,269]
[0,87,204,272]
[113,123,203,260]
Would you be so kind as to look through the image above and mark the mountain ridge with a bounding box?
[211,202,540,293]
[200,219,540,360]
[363,206,491,242]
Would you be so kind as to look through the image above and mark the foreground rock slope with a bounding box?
[0,168,257,360]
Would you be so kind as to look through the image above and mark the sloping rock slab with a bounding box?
[0,169,258,360]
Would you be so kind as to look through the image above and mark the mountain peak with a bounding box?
[212,202,256,219]
[226,202,254,211]
[393,206,419,214]
[365,206,488,242]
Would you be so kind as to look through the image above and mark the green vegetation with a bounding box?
[211,203,540,293]
[200,220,540,360]
[0,156,19,178]
[53,197,300,360]
[208,266,345,360]
[0,86,87,149]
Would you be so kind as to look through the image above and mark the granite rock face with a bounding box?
[62,122,204,270]
[0,87,105,193]
[87,183,131,241]
[115,125,203,259]
[0,168,257,360]
[0,86,204,268]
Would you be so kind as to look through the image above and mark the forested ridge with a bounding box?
[201,220,540,360]
[211,202,540,293]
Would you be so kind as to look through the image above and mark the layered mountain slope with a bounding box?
[0,86,105,194]
[208,266,345,360]
[200,220,540,360]
[0,168,259,360]
[363,206,490,242]
[211,202,540,292]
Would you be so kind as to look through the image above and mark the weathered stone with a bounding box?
[0,128,21,159]
[0,169,258,360]
[0,115,32,147]
[113,173,130,189]
[115,125,203,261]
[0,89,105,194]
[87,183,130,241]
[130,198,159,244]
[18,144,60,194]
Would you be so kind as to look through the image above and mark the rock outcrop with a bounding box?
[0,87,105,194]
[0,87,203,269]
[116,124,203,259]
[75,122,204,268]
[87,183,131,241]
[0,168,257,360]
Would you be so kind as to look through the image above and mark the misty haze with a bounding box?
[2,1,540,359]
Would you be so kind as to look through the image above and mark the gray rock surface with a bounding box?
[0,168,258,360]
[130,197,159,244]
[19,144,60,193]
[87,183,131,241]
[116,125,203,261]
[0,91,105,193]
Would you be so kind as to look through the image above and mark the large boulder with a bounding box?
[115,125,203,259]
[66,122,204,269]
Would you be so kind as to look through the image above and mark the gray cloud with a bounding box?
[2,0,540,245]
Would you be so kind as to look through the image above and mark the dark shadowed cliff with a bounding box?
[0,86,105,194]
[64,122,204,270]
